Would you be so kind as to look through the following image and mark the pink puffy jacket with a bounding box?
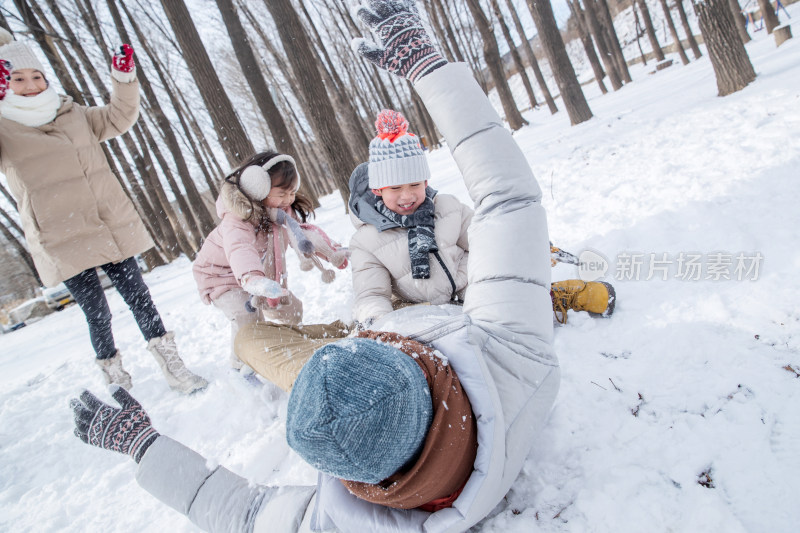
[192,182,290,304]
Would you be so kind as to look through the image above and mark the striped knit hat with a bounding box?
[368,109,430,189]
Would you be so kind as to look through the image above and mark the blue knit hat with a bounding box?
[286,338,433,483]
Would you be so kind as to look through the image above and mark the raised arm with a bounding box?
[84,44,140,142]
[70,387,315,533]
[352,0,553,357]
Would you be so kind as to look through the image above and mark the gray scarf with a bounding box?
[371,196,437,279]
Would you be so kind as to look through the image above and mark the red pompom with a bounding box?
[374,109,409,142]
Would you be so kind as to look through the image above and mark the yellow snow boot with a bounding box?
[551,280,616,324]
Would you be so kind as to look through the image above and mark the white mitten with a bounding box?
[242,275,287,299]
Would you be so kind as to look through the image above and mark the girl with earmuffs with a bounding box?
[192,150,348,369]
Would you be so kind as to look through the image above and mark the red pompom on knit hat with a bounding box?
[368,109,430,189]
[374,109,410,142]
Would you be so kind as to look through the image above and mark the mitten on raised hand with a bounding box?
[70,386,159,463]
[241,274,287,299]
[352,0,447,83]
[0,59,12,101]
[111,44,136,83]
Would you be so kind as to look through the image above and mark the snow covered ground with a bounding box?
[2,9,800,532]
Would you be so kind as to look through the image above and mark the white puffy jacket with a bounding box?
[135,62,560,533]
[349,190,472,323]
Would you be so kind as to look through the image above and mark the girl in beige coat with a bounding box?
[0,31,205,394]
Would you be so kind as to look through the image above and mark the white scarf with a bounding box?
[0,87,61,127]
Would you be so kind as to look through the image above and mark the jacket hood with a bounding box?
[56,95,73,117]
[348,162,437,232]
[217,181,267,222]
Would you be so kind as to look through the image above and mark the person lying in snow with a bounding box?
[348,112,615,326]
[69,1,560,531]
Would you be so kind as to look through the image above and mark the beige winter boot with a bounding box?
[96,350,133,390]
[147,331,208,394]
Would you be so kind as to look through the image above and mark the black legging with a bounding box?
[63,257,166,360]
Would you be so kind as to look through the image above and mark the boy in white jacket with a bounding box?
[348,110,472,325]
[69,2,561,532]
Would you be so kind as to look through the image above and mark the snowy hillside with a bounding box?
[2,6,800,533]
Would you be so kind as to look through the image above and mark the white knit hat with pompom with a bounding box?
[367,109,430,190]
[0,28,46,74]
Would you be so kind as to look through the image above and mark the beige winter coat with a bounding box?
[0,77,152,287]
[350,193,472,323]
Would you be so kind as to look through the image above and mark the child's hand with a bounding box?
[242,276,287,299]
[0,59,12,101]
[112,44,135,73]
[351,0,446,83]
[248,295,284,310]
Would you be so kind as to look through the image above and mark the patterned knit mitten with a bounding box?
[352,0,447,83]
[70,386,159,463]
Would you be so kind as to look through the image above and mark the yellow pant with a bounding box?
[234,321,350,391]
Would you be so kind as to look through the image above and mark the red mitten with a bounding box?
[112,44,135,73]
[0,59,12,100]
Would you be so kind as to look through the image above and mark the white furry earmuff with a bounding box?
[238,154,301,201]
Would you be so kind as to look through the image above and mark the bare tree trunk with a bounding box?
[675,0,703,58]
[214,0,321,205]
[107,137,181,260]
[0,202,41,285]
[298,0,371,162]
[138,117,201,256]
[504,0,558,113]
[693,0,756,96]
[109,1,216,241]
[567,0,608,94]
[632,0,649,64]
[430,0,466,62]
[727,0,751,43]
[526,0,593,125]
[595,0,633,82]
[637,0,666,61]
[130,124,197,257]
[465,0,527,130]
[423,0,456,61]
[0,215,41,285]
[581,0,623,90]
[660,0,691,64]
[120,3,219,198]
[489,0,541,108]
[105,139,173,259]
[264,0,359,203]
[755,0,780,33]
[446,0,489,91]
[159,0,255,166]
